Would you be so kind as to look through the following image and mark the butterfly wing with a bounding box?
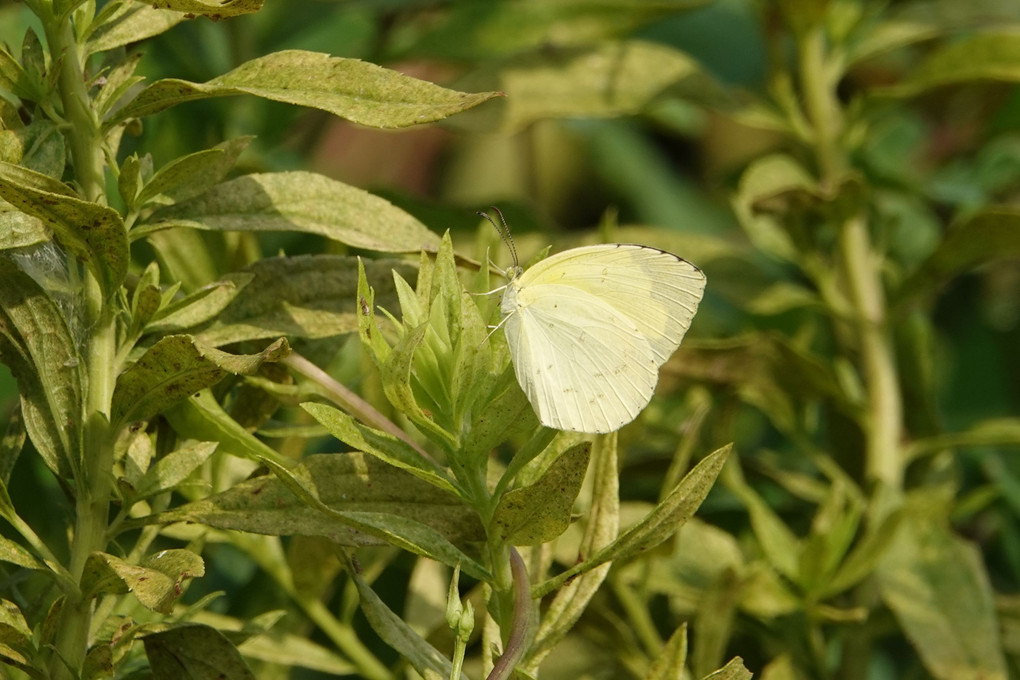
[503,282,659,433]
[517,244,706,365]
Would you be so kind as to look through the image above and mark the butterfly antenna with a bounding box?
[478,206,519,271]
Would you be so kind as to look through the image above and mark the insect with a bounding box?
[481,209,706,434]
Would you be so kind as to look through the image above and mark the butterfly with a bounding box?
[483,211,706,433]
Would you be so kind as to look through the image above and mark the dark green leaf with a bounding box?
[143,624,255,680]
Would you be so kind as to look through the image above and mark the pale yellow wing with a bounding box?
[516,244,705,364]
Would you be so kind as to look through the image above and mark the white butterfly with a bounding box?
[498,241,706,434]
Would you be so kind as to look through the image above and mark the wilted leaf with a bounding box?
[110,50,499,129]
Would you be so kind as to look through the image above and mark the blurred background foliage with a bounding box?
[2,0,1020,678]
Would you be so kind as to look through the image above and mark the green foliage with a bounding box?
[1,0,1019,679]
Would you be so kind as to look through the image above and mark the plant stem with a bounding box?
[43,9,119,679]
[797,20,903,490]
[841,216,903,488]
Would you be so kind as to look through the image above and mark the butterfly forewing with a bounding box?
[518,245,705,364]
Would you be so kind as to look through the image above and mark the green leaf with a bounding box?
[136,137,253,208]
[149,0,262,17]
[84,1,187,55]
[0,120,65,178]
[82,550,205,614]
[111,335,289,426]
[132,441,217,500]
[136,172,441,253]
[906,418,1020,460]
[153,452,488,577]
[302,402,457,495]
[897,208,1020,305]
[392,0,712,61]
[536,444,730,596]
[491,441,590,545]
[645,623,688,680]
[349,567,454,680]
[877,512,1007,680]
[846,0,1020,65]
[701,657,753,680]
[190,255,416,346]
[144,274,249,336]
[0,266,83,478]
[454,40,712,132]
[0,403,26,484]
[110,49,500,129]
[0,599,32,647]
[879,32,1020,97]
[143,624,255,680]
[0,535,48,571]
[0,209,48,251]
[0,162,128,292]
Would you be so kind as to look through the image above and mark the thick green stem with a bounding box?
[798,26,843,183]
[43,8,118,679]
[841,216,903,488]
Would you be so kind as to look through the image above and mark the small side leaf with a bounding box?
[491,442,590,545]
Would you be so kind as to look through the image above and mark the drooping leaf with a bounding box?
[148,0,262,19]
[136,172,441,253]
[0,266,83,478]
[110,50,500,129]
[154,452,484,549]
[350,566,453,680]
[0,162,128,292]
